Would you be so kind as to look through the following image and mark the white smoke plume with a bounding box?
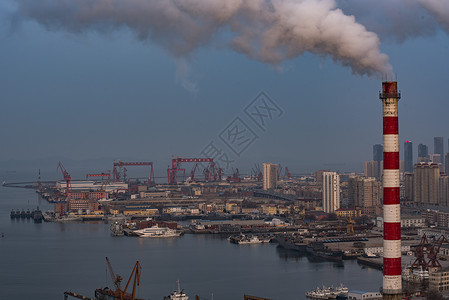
[337,0,449,42]
[418,0,449,32]
[11,0,392,76]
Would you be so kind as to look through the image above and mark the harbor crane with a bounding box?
[57,161,71,196]
[86,172,111,184]
[105,257,142,300]
[112,161,155,186]
[167,157,216,184]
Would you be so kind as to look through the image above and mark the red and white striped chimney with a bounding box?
[380,81,402,295]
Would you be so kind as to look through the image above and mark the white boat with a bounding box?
[164,280,188,300]
[228,233,271,244]
[306,284,348,299]
[306,287,330,299]
[134,225,182,238]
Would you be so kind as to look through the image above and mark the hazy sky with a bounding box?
[1,0,449,177]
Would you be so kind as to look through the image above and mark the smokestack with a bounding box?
[379,81,401,295]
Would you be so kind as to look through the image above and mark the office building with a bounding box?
[435,136,444,166]
[404,141,413,173]
[414,162,440,205]
[418,144,429,162]
[263,163,278,190]
[322,171,340,213]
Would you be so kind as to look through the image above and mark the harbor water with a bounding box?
[0,175,382,299]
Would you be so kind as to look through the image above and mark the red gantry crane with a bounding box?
[86,172,111,184]
[112,161,155,186]
[167,157,216,184]
[57,161,71,196]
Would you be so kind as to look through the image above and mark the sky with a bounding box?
[0,0,449,179]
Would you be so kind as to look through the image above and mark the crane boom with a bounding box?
[57,161,71,196]
[105,257,122,293]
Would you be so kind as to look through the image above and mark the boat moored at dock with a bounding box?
[306,284,348,299]
[134,225,182,238]
[110,222,124,237]
[228,233,272,244]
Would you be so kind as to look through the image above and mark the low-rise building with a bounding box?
[429,268,449,292]
[348,291,382,300]
[335,208,362,219]
[401,216,426,228]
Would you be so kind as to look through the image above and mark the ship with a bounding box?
[228,233,271,244]
[110,222,124,237]
[306,284,348,299]
[10,209,19,218]
[164,281,189,300]
[33,207,43,223]
[306,242,343,262]
[134,225,182,238]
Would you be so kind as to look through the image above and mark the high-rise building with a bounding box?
[404,173,414,202]
[439,175,449,207]
[322,171,340,213]
[364,161,379,178]
[435,137,444,166]
[414,162,440,205]
[404,141,413,173]
[445,153,449,175]
[348,176,381,216]
[418,144,429,162]
[263,163,278,190]
[373,144,383,179]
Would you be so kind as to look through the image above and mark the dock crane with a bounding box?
[86,172,111,184]
[57,161,71,196]
[104,257,142,300]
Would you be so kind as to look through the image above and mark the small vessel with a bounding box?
[306,284,348,299]
[26,209,32,219]
[10,210,18,218]
[228,233,271,244]
[33,207,43,223]
[306,287,330,299]
[164,280,188,300]
[20,209,26,218]
[134,225,182,238]
[110,222,124,237]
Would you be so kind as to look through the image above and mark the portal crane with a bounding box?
[346,216,354,235]
[106,257,123,297]
[113,161,155,186]
[105,257,141,300]
[227,168,241,183]
[427,235,449,269]
[167,157,216,184]
[190,163,199,182]
[57,161,71,196]
[254,164,263,181]
[284,167,291,180]
[411,234,431,269]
